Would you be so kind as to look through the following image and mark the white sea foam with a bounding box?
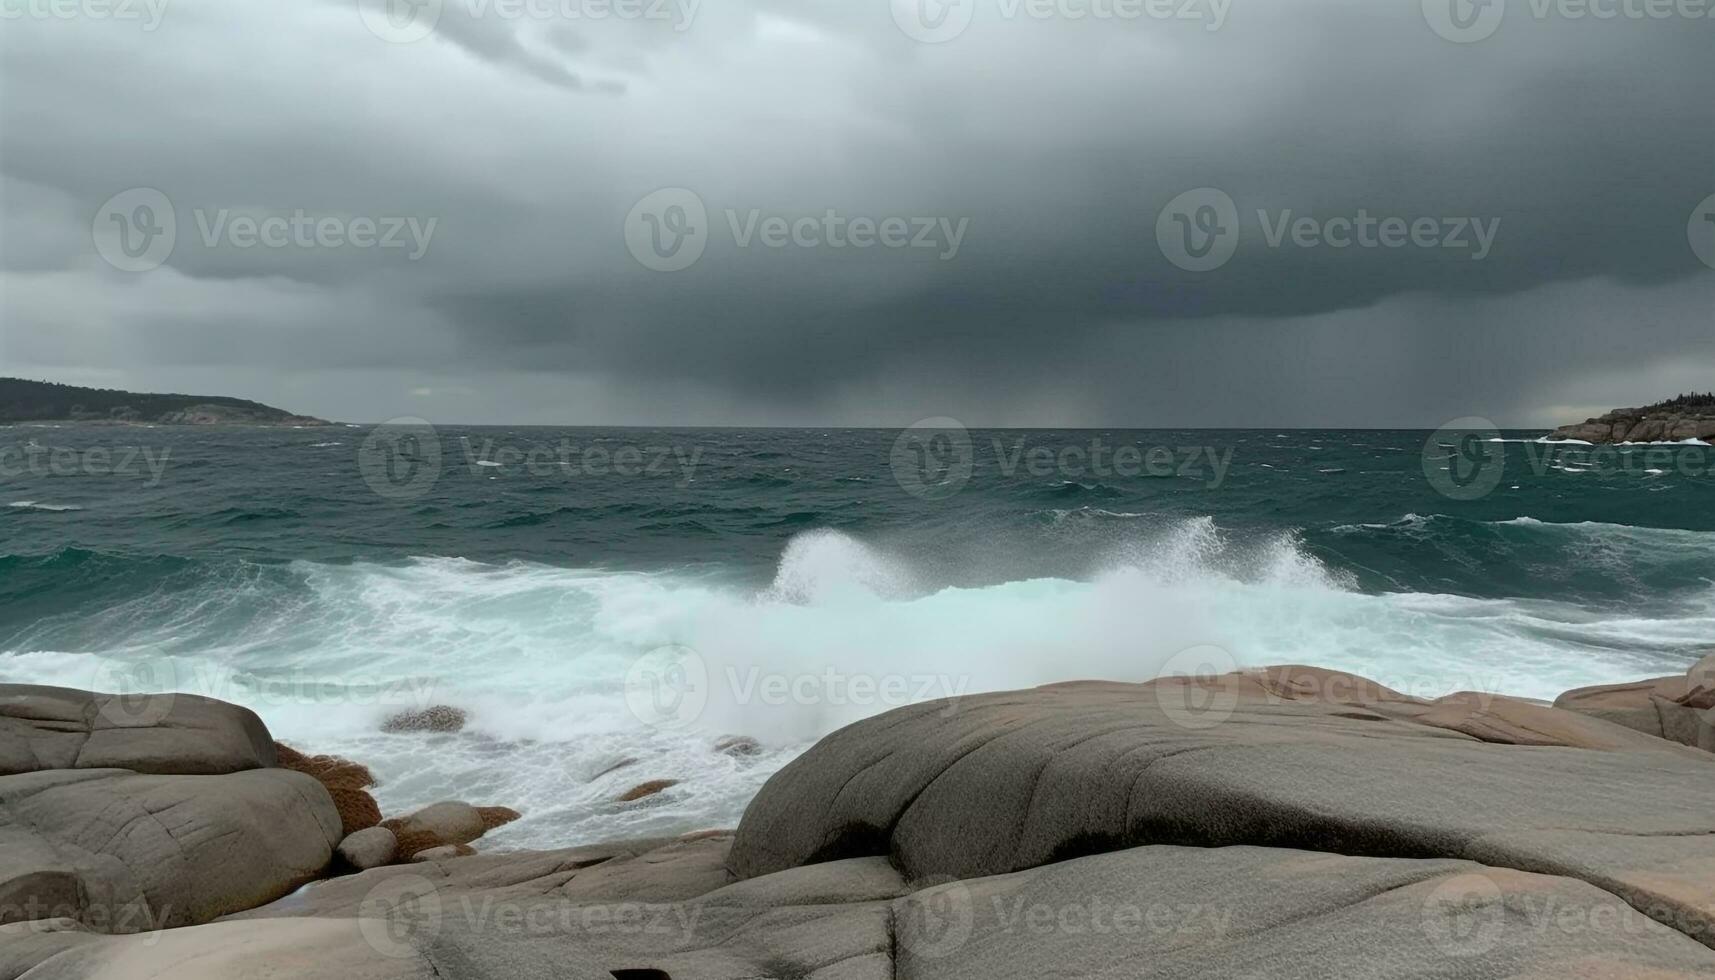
[6,501,84,512]
[1,523,1707,850]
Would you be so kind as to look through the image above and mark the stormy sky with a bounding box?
[1,0,1711,427]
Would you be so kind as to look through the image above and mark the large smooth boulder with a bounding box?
[1555,653,1715,752]
[8,668,1715,977]
[274,743,383,837]
[0,685,275,776]
[0,917,443,980]
[18,837,1715,979]
[893,844,1715,979]
[0,767,341,932]
[729,666,1715,947]
[1408,690,1684,749]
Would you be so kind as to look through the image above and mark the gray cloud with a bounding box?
[2,0,1711,425]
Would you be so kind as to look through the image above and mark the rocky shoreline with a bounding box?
[3,656,1713,978]
[1549,407,1715,444]
[0,378,333,427]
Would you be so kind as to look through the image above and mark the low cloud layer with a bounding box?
[2,0,1711,425]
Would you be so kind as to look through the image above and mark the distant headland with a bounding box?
[0,378,333,426]
[1550,392,1715,444]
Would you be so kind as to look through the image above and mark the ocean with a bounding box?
[2,424,1711,850]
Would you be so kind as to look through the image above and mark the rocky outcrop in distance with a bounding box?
[1549,403,1715,444]
[0,378,331,426]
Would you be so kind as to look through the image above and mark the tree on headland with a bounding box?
[1641,392,1715,413]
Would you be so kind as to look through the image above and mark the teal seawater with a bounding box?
[1,425,1710,849]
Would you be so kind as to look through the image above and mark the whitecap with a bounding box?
[7,501,83,512]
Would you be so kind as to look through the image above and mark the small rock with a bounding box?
[385,801,485,845]
[336,827,397,870]
[382,800,521,859]
[714,735,761,757]
[380,706,468,734]
[617,779,679,803]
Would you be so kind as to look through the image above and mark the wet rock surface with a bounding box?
[5,666,1715,977]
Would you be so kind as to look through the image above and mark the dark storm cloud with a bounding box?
[1,0,1711,425]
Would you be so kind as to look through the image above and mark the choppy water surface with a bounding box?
[3,425,1710,848]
